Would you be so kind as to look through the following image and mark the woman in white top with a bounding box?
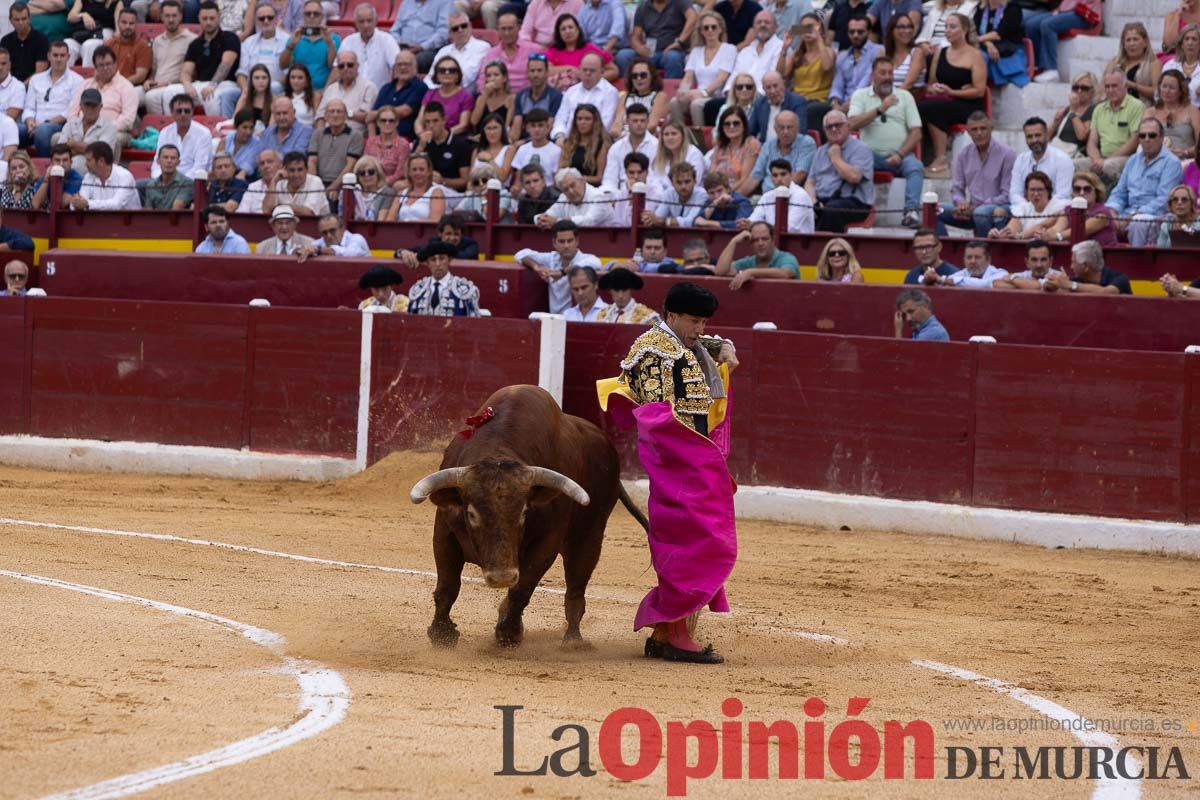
[990,170,1068,240]
[647,120,706,195]
[284,64,320,127]
[886,14,927,90]
[471,113,515,184]
[609,57,670,137]
[388,153,447,222]
[669,11,737,127]
[917,0,980,50]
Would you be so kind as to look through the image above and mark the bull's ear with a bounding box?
[428,488,464,508]
[527,486,560,507]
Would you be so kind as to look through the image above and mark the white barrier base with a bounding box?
[0,436,357,482]
[622,480,1200,557]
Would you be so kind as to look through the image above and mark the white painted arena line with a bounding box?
[914,659,1142,800]
[0,570,351,800]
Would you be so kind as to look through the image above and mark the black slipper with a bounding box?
[644,637,666,659]
[657,641,724,664]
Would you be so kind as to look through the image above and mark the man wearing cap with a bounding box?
[257,205,316,255]
[55,87,117,174]
[358,265,408,312]
[601,281,739,664]
[595,267,660,325]
[562,265,608,322]
[407,240,481,316]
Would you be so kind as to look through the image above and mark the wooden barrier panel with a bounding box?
[27,298,249,448]
[367,314,542,463]
[0,300,25,435]
[248,308,360,457]
[972,344,1186,521]
[1187,356,1200,524]
[37,250,548,318]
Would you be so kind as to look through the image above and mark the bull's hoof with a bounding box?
[428,622,460,648]
[494,621,524,648]
[561,634,593,651]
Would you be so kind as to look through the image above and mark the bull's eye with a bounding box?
[467,505,482,528]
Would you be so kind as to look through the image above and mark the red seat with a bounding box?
[1059,18,1102,39]
[873,171,894,183]
[127,160,153,180]
[71,66,94,79]
[1023,38,1035,80]
[846,207,876,231]
[661,78,680,99]
[475,28,499,46]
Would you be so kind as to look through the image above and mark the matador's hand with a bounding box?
[717,342,739,372]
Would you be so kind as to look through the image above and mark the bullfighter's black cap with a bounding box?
[599,267,644,291]
[359,265,404,289]
[664,282,718,318]
[417,240,458,261]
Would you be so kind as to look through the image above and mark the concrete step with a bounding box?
[992,82,1071,129]
[1058,36,1123,83]
[1106,0,1177,21]
[1102,15,1165,47]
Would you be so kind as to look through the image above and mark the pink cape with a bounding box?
[607,394,738,631]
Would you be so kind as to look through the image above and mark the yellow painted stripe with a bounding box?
[57,238,196,253]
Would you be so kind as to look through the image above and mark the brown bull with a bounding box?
[410,384,647,648]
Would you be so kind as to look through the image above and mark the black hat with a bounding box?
[359,265,404,289]
[417,240,458,261]
[599,267,644,291]
[664,282,718,318]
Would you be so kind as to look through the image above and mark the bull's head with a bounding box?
[410,460,590,589]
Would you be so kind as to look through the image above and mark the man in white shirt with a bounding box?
[153,93,213,179]
[509,108,561,187]
[1009,116,1074,206]
[601,102,658,191]
[72,141,139,210]
[238,149,281,214]
[562,265,609,322]
[645,162,707,227]
[425,12,491,91]
[22,41,81,157]
[297,213,371,259]
[536,167,614,227]
[231,2,289,116]
[743,158,815,233]
[722,11,781,95]
[610,151,662,226]
[338,2,400,91]
[515,219,603,314]
[924,239,1009,289]
[551,53,618,142]
[315,51,378,132]
[0,49,25,121]
[263,151,330,217]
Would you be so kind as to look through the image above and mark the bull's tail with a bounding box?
[618,483,649,533]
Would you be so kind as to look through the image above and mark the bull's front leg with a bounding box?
[495,544,559,648]
[429,531,465,647]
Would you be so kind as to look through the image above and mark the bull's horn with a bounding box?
[527,467,590,506]
[410,467,470,504]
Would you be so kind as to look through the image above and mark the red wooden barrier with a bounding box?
[1186,355,1200,524]
[366,314,542,463]
[0,301,25,434]
[972,344,1186,521]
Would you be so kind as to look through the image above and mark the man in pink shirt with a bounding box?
[519,0,582,48]
[66,46,138,149]
[478,11,542,93]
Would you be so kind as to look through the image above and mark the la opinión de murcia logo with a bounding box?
[495,699,1192,796]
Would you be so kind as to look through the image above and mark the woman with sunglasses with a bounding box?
[649,119,706,194]
[419,55,473,135]
[546,13,617,90]
[815,238,864,283]
[711,72,758,127]
[283,63,320,126]
[1162,25,1200,103]
[610,56,668,137]
[670,11,736,127]
[471,112,515,184]
[470,61,516,132]
[1,153,40,209]
[351,155,399,220]
[777,13,834,134]
[364,104,411,187]
[280,0,341,90]
[388,152,447,222]
[1156,184,1200,246]
[990,170,1067,240]
[1049,72,1096,157]
[235,63,275,126]
[1070,171,1117,246]
[707,106,759,197]
[560,103,610,185]
[1147,69,1200,160]
[885,15,927,91]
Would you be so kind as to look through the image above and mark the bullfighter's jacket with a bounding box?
[408,273,481,317]
[619,324,727,435]
[595,301,661,326]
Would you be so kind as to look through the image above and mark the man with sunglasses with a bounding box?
[1105,117,1183,247]
[426,11,489,90]
[389,0,452,74]
[477,13,539,94]
[338,3,400,91]
[232,3,289,116]
[807,108,874,233]
[21,39,79,156]
[316,51,377,132]
[0,260,29,296]
[153,92,212,179]
[296,213,370,259]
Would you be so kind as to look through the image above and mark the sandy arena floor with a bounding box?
[0,452,1197,799]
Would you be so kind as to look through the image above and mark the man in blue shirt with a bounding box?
[902,228,958,283]
[829,17,881,111]
[1106,117,1183,247]
[894,288,950,341]
[390,0,452,73]
[371,50,427,140]
[578,0,627,52]
[195,206,251,254]
[258,97,313,162]
[695,172,752,228]
[749,110,815,193]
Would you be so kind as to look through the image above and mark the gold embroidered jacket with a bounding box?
[619,326,725,434]
[596,301,662,326]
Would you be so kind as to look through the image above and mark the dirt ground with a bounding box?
[0,452,1197,799]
